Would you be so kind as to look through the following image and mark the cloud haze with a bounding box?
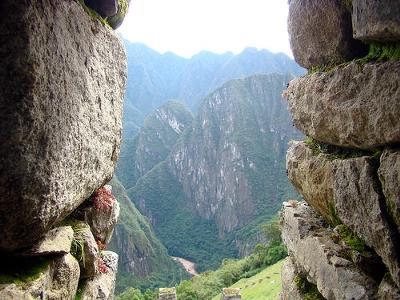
[118,0,292,58]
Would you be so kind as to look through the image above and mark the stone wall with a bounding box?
[0,0,127,298]
[282,1,400,299]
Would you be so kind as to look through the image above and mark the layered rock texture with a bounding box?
[0,0,127,298]
[282,1,400,298]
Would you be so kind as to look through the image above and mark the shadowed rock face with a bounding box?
[352,0,400,42]
[0,0,127,251]
[84,0,118,18]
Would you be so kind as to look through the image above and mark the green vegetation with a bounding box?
[75,279,87,300]
[116,288,156,300]
[305,137,373,160]
[129,162,237,273]
[336,225,366,253]
[327,202,342,227]
[59,219,90,267]
[109,177,186,293]
[358,42,400,64]
[175,218,287,299]
[0,256,50,285]
[211,260,285,300]
[294,275,324,300]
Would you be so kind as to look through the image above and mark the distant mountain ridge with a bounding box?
[122,41,304,138]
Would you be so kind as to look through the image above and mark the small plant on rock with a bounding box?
[97,257,108,274]
[92,187,116,211]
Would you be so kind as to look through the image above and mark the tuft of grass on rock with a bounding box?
[304,137,373,160]
[294,275,325,300]
[336,224,366,253]
[357,42,400,64]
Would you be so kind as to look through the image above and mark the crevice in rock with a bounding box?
[373,159,400,265]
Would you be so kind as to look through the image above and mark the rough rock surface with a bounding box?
[333,156,400,288]
[159,288,178,300]
[81,251,118,300]
[168,74,301,234]
[75,225,100,278]
[280,257,303,300]
[287,61,400,149]
[288,0,366,69]
[377,276,400,300]
[282,202,378,299]
[0,0,127,251]
[0,254,80,300]
[23,226,74,256]
[287,141,400,287]
[85,198,120,245]
[84,0,118,17]
[353,0,400,42]
[379,148,400,233]
[47,254,80,300]
[286,141,334,224]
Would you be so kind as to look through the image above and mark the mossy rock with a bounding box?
[107,0,129,29]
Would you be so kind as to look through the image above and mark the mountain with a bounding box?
[120,41,305,139]
[116,101,193,189]
[125,74,302,272]
[108,177,186,293]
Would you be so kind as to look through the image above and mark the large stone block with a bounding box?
[0,253,80,300]
[281,202,378,299]
[0,0,127,251]
[81,251,119,300]
[84,186,120,245]
[287,141,400,287]
[22,226,74,256]
[353,0,400,42]
[288,0,366,69]
[379,148,400,233]
[287,61,400,149]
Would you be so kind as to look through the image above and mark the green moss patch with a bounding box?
[304,137,374,160]
[0,256,51,285]
[358,42,400,63]
[294,275,325,300]
[336,225,366,253]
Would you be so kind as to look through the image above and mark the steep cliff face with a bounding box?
[127,74,301,270]
[116,101,193,189]
[281,1,400,298]
[169,74,301,235]
[108,177,183,293]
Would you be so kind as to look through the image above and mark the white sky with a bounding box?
[118,0,292,58]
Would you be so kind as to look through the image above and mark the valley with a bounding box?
[112,41,305,295]
[172,257,198,277]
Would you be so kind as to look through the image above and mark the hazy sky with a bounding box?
[118,0,292,58]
